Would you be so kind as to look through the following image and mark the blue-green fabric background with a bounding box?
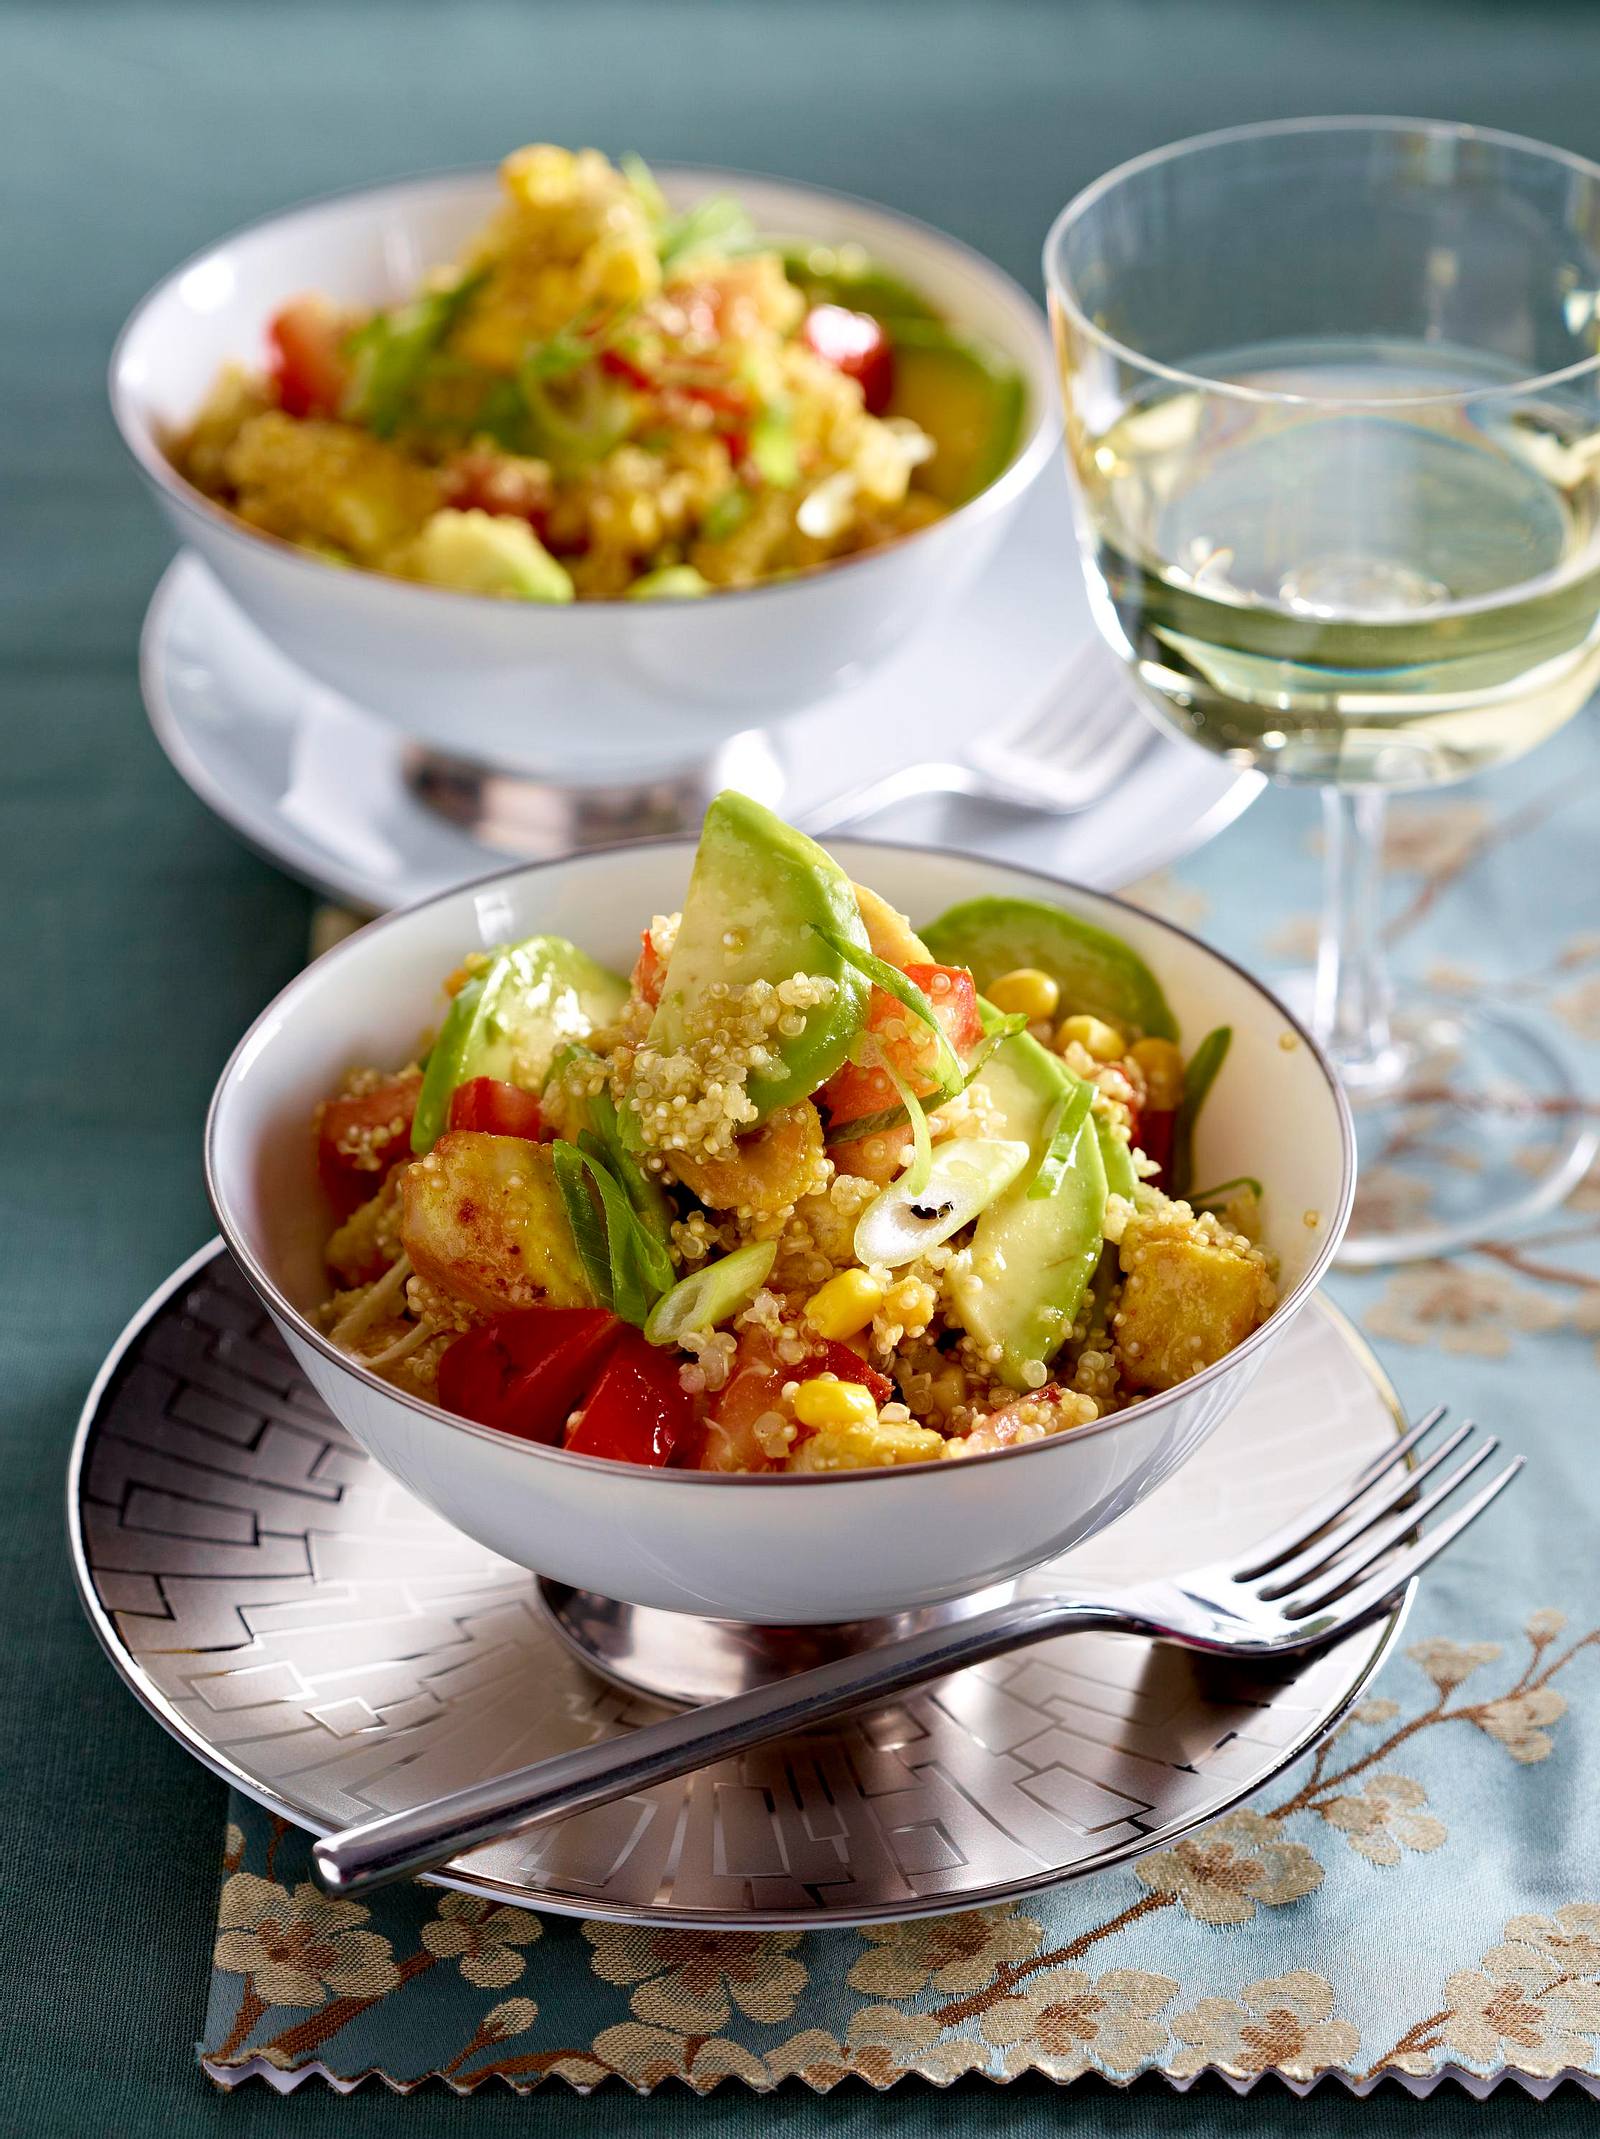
[7,0,1600,2129]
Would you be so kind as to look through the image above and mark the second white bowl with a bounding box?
[112,168,1057,782]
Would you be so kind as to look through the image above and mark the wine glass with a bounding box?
[1044,117,1600,1264]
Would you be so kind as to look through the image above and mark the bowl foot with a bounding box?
[403,729,785,859]
[534,1578,1022,1707]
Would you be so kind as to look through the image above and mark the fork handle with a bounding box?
[797,761,981,835]
[313,1591,1126,1895]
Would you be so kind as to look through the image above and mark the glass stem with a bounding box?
[1314,787,1406,1095]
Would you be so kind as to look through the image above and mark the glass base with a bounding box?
[1277,977,1597,1266]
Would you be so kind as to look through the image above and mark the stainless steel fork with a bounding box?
[314,1409,1518,1895]
[800,639,1156,834]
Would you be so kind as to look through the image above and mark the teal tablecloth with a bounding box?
[8,0,1600,2131]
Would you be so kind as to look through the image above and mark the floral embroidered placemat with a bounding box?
[200,718,1600,2097]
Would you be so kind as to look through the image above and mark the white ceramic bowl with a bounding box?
[111,168,1057,782]
[206,839,1354,1624]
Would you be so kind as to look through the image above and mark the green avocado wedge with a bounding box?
[779,244,941,324]
[886,321,1025,506]
[412,936,629,1155]
[648,792,871,1118]
[922,895,1178,1043]
[948,1031,1107,1388]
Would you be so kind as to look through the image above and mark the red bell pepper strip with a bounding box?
[438,1308,622,1443]
[564,1328,697,1466]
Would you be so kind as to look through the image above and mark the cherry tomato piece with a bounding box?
[267,298,350,419]
[564,1329,696,1467]
[803,304,894,415]
[439,1308,621,1443]
[631,926,666,1008]
[807,1339,894,1408]
[822,962,983,1131]
[314,1070,424,1217]
[599,348,657,392]
[447,1078,545,1141]
[1140,1108,1176,1186]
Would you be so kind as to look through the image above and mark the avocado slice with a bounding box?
[401,509,575,602]
[412,936,628,1154]
[780,243,941,324]
[923,896,1178,1043]
[649,792,871,1118]
[887,321,1025,506]
[948,1032,1107,1388]
[1096,1115,1139,1201]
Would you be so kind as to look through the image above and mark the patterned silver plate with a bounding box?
[70,1242,1408,1930]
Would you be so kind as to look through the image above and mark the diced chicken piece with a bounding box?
[1113,1206,1275,1393]
[222,411,441,562]
[399,1132,590,1316]
[666,1101,828,1220]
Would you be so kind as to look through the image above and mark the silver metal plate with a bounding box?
[70,1242,1406,1929]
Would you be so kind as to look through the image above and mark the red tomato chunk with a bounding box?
[564,1329,696,1467]
[267,298,350,420]
[314,1070,423,1217]
[447,1077,545,1140]
[438,1308,621,1443]
[803,304,894,415]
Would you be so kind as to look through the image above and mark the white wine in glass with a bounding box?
[1046,120,1600,1262]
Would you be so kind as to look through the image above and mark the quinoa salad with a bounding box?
[173,145,1025,602]
[312,796,1276,1473]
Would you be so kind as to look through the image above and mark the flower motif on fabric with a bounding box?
[1170,1971,1359,2081]
[1471,1686,1568,1764]
[1408,1636,1503,1691]
[420,1893,542,1987]
[1133,1810,1321,1924]
[584,1924,806,2030]
[979,1966,1179,2080]
[213,1873,400,2009]
[846,1906,1044,1997]
[590,2021,769,2093]
[1366,1264,1562,1356]
[1317,1772,1447,1864]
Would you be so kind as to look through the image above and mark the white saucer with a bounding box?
[72,1244,1405,1930]
[142,468,1261,913]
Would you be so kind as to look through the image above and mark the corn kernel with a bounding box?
[988,967,1060,1021]
[803,1268,886,1340]
[1057,1013,1126,1062]
[1130,1036,1184,1109]
[792,1376,879,1430]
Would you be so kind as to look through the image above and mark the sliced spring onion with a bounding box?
[1169,1027,1232,1198]
[551,1142,614,1309]
[1188,1174,1263,1212]
[749,405,799,487]
[883,1058,933,1198]
[824,1006,1026,1149]
[810,927,966,1094]
[853,1138,1031,1268]
[644,1240,778,1348]
[1027,1076,1097,1202]
[700,488,751,542]
[659,194,758,266]
[343,270,487,437]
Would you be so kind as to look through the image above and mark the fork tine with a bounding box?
[1253,1418,1477,1596]
[1283,1434,1503,1617]
[1282,1459,1524,1633]
[1229,1406,1448,1578]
